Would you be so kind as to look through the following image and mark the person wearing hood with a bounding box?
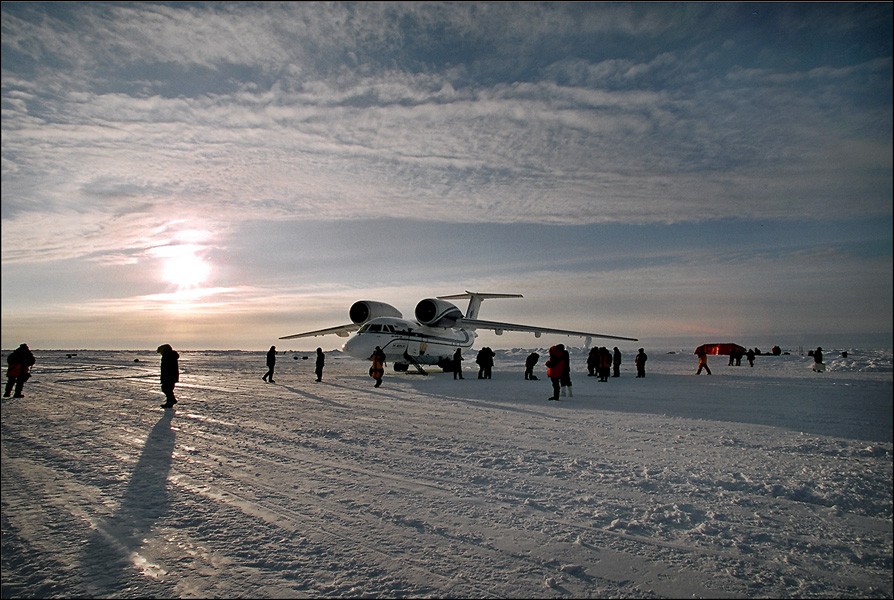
[524,352,540,380]
[4,343,36,398]
[315,347,325,382]
[262,345,277,383]
[545,344,568,401]
[157,344,180,408]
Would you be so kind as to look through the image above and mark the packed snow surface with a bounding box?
[2,346,891,598]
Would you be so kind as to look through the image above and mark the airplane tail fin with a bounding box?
[437,291,523,320]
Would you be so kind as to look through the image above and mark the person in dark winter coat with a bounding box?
[612,347,622,377]
[157,344,180,407]
[634,348,647,378]
[586,347,599,376]
[452,348,464,380]
[524,352,540,380]
[476,347,495,379]
[262,345,277,383]
[4,343,36,398]
[315,347,325,382]
[598,347,612,382]
[812,346,825,373]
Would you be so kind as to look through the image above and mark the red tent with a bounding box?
[694,343,747,356]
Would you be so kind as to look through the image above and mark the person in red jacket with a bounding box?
[545,344,567,401]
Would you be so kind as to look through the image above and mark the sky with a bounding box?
[2,2,892,351]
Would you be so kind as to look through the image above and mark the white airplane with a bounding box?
[280,291,638,373]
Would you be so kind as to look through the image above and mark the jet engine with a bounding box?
[349,301,402,324]
[414,298,463,327]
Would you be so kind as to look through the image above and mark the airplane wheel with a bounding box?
[394,362,409,372]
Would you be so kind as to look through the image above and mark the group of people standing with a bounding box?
[586,346,622,381]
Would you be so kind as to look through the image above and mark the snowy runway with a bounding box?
[2,348,891,598]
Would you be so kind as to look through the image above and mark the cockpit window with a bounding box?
[369,324,382,332]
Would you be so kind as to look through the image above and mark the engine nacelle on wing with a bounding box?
[349,301,403,324]
[414,298,463,327]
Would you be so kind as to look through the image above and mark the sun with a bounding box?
[161,246,211,289]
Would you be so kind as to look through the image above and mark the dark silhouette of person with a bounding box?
[4,343,35,398]
[696,347,712,375]
[612,347,622,377]
[524,352,540,380]
[586,347,599,376]
[262,345,277,383]
[157,344,180,407]
[452,348,464,380]
[315,347,325,382]
[812,346,825,372]
[598,346,612,382]
[635,348,647,378]
[746,348,755,367]
[476,347,495,379]
[369,346,386,387]
[546,344,567,400]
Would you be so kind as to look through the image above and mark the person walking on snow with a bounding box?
[262,345,277,383]
[157,344,180,408]
[696,347,712,375]
[4,343,35,398]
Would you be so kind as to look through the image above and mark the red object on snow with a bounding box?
[694,343,747,356]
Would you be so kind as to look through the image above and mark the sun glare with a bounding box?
[160,246,211,289]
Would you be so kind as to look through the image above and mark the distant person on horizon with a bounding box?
[315,347,325,382]
[4,343,35,398]
[634,348,647,378]
[695,347,712,375]
[746,348,755,367]
[157,344,180,408]
[452,348,464,380]
[369,346,386,387]
[262,345,276,383]
[612,347,622,377]
[812,346,825,372]
[524,351,540,380]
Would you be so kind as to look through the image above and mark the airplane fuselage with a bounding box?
[342,316,476,368]
[280,291,637,373]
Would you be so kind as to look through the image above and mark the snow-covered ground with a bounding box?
[2,346,891,598]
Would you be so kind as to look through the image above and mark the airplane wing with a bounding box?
[279,323,359,340]
[458,318,638,342]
